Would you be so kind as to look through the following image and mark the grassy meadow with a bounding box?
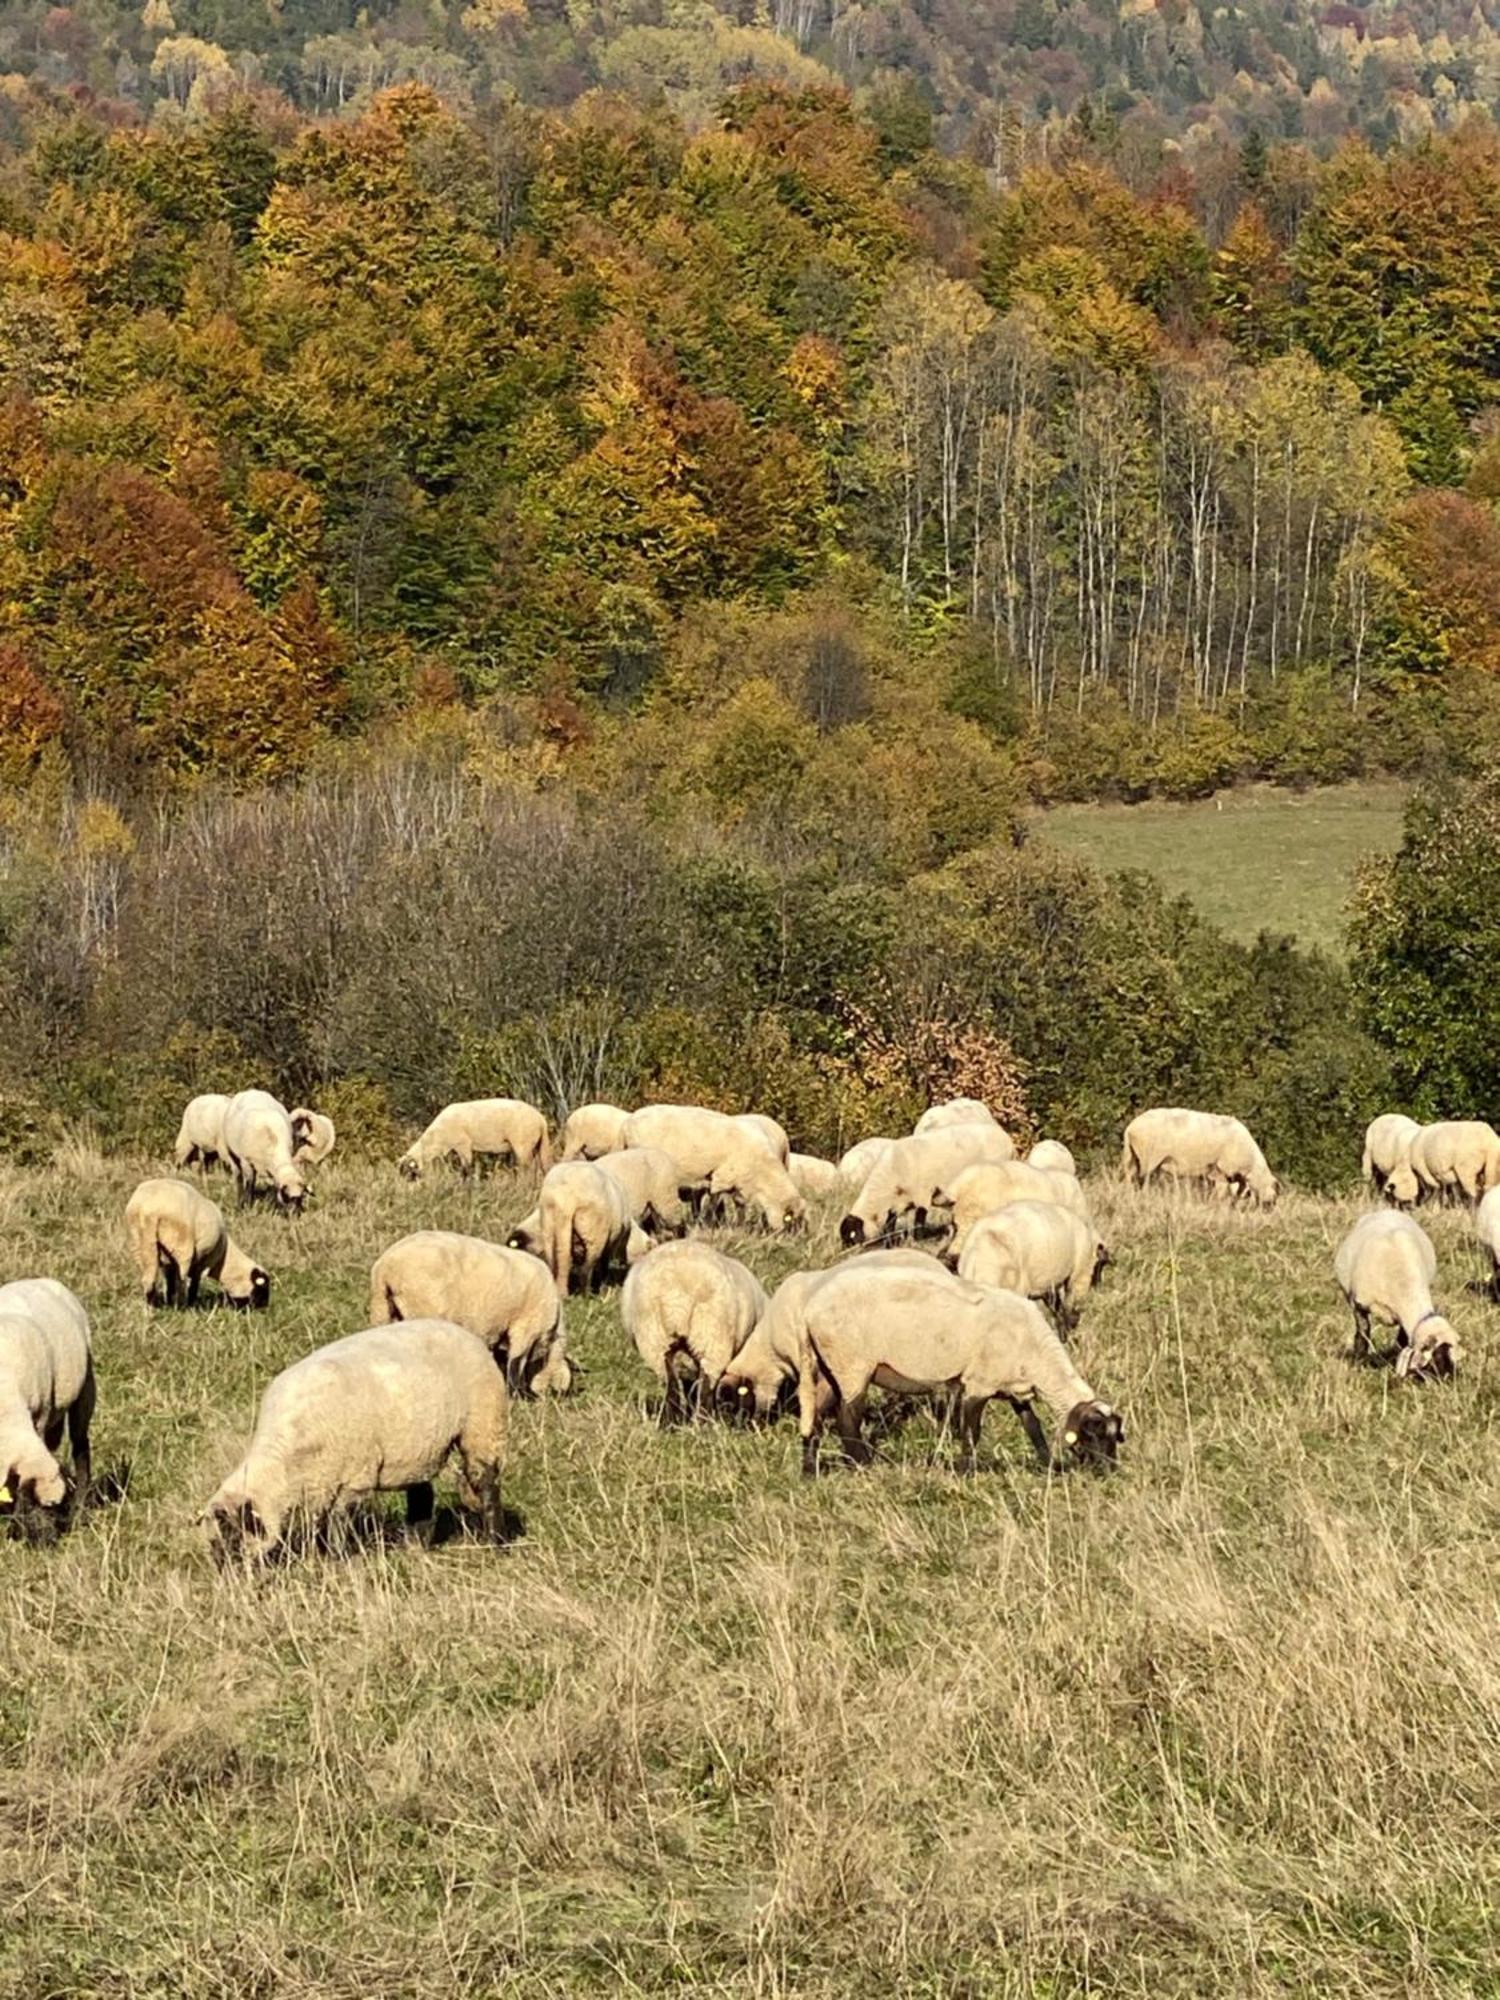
[1039,782,1409,954]
[3,1148,1500,1994]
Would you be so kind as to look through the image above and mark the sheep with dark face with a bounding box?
[0,1279,94,1545]
[205,1319,507,1562]
[784,1259,1123,1478]
[1334,1211,1461,1380]
[126,1177,271,1311]
[222,1090,307,1211]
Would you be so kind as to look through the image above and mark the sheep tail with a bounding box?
[536,1128,554,1173]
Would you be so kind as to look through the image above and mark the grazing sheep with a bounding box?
[1408,1121,1500,1206]
[837,1136,895,1186]
[0,1278,94,1541]
[1121,1108,1277,1206]
[515,1162,649,1296]
[369,1231,570,1396]
[840,1124,1019,1247]
[125,1177,270,1311]
[787,1260,1122,1478]
[399,1097,551,1179]
[789,1152,841,1197]
[174,1093,230,1170]
[1475,1189,1500,1300]
[720,1250,938,1419]
[734,1112,791,1167]
[290,1109,336,1168]
[1333,1211,1460,1380]
[221,1090,307,1211]
[594,1147,687,1237]
[621,1241,769,1424]
[619,1105,805,1232]
[914,1099,1001,1136]
[205,1319,507,1562]
[956,1201,1106,1334]
[947,1158,1092,1257]
[560,1103,629,1161]
[1363,1114,1422,1205]
[1026,1140,1077,1177]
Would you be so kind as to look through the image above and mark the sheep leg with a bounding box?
[660,1358,689,1429]
[404,1482,436,1548]
[834,1396,872,1467]
[185,1263,202,1309]
[1013,1398,1055,1470]
[67,1360,95,1508]
[1351,1305,1373,1363]
[471,1465,503,1543]
[956,1395,987,1474]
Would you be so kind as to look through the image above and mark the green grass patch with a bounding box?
[1039,780,1408,955]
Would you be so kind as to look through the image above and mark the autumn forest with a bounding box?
[0,11,1497,1157]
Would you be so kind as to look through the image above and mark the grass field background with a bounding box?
[1039,781,1409,955]
[3,1146,1499,1996]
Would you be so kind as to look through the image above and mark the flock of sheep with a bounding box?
[0,1089,1492,1557]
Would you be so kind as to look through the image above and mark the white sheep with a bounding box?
[734,1112,791,1166]
[789,1151,841,1197]
[1408,1121,1500,1205]
[1026,1139,1077,1177]
[947,1157,1092,1257]
[369,1230,570,1396]
[840,1124,1019,1246]
[913,1099,1000,1135]
[621,1240,769,1423]
[956,1200,1106,1334]
[399,1097,551,1178]
[720,1250,939,1418]
[0,1278,94,1540]
[125,1177,271,1311]
[560,1102,630,1160]
[221,1090,308,1211]
[514,1161,649,1296]
[618,1105,805,1232]
[1362,1114,1422,1205]
[1476,1188,1500,1299]
[205,1319,507,1561]
[837,1136,894,1186]
[594,1146,687,1236]
[174,1092,230,1170]
[787,1259,1123,1477]
[1121,1108,1277,1206]
[290,1108,336,1168]
[1333,1211,1460,1379]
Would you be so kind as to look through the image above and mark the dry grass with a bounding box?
[2,1155,1499,1997]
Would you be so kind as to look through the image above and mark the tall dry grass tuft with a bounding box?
[2,1156,1499,1994]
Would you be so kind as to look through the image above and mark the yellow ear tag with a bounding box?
[1064,1432,1077,1445]
[0,1484,10,1505]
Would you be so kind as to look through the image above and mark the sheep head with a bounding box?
[1060,1400,1124,1470]
[1397,1315,1461,1383]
